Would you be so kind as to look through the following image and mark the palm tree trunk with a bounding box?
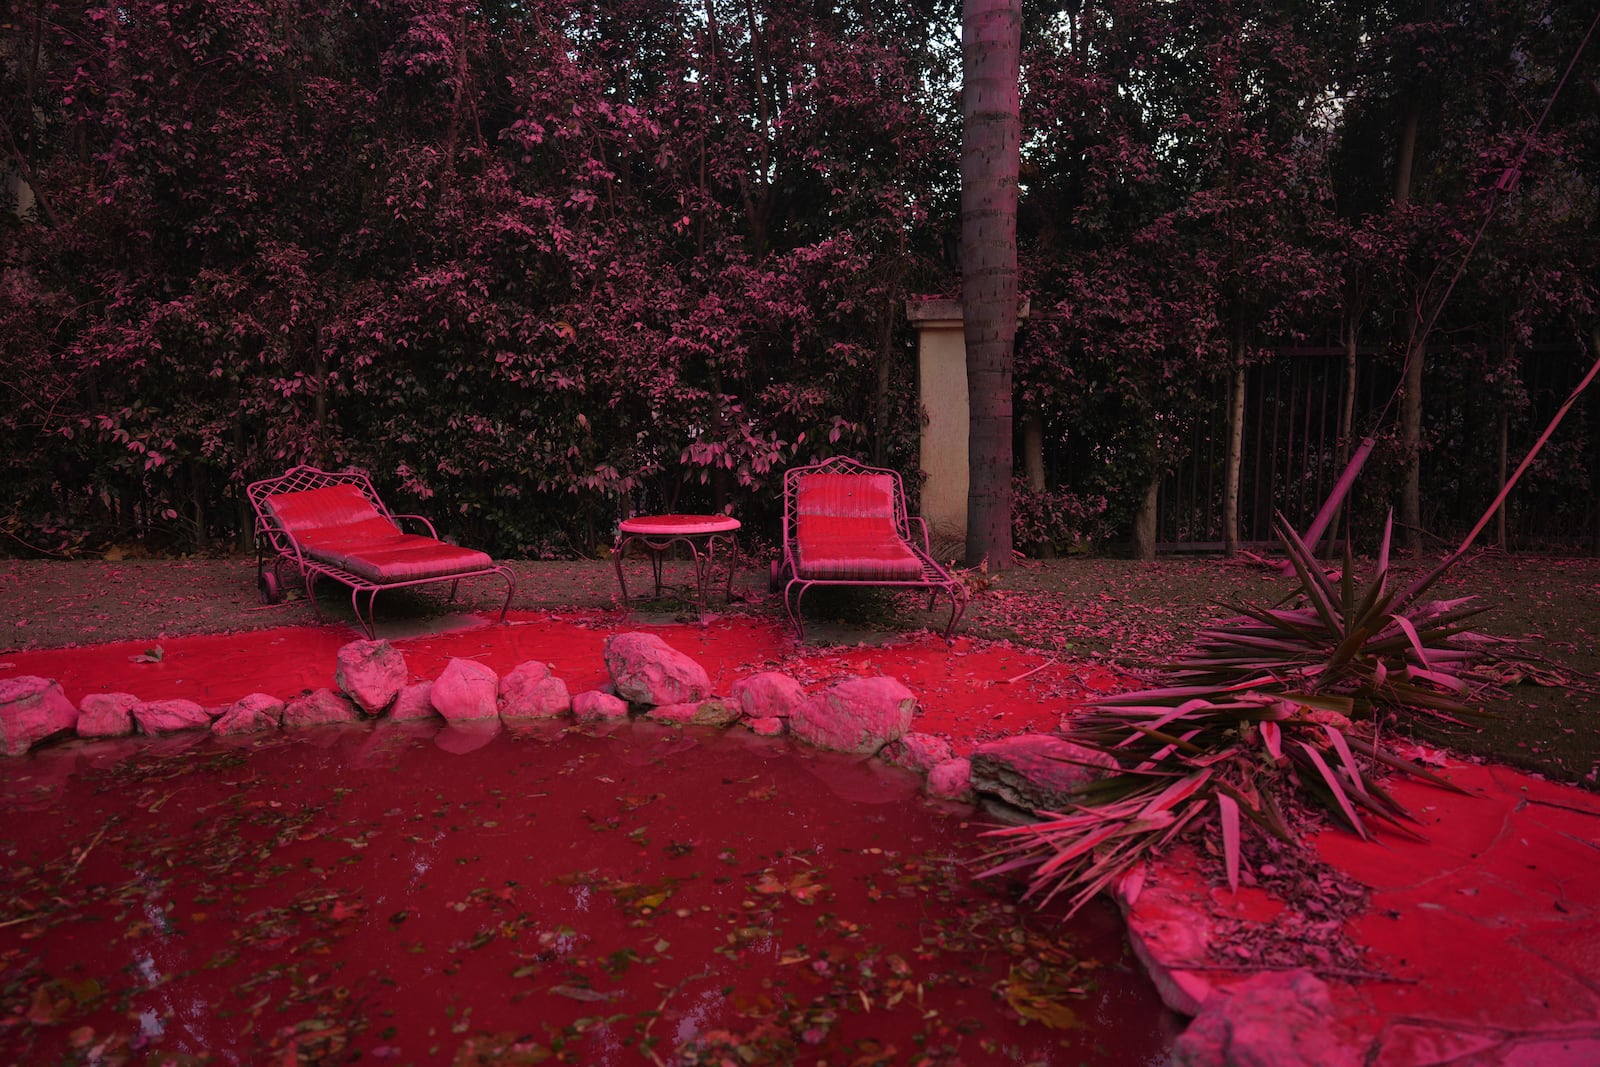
[961,0,1021,571]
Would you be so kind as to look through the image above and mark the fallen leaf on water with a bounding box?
[329,900,365,922]
[27,985,72,1024]
[1004,984,1081,1030]
[451,1033,550,1066]
[57,976,102,1006]
[548,984,620,1003]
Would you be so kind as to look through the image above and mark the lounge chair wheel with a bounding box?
[259,570,282,605]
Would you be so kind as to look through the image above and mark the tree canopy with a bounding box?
[2,0,1595,558]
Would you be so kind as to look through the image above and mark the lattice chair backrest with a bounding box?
[788,460,907,531]
[249,467,396,542]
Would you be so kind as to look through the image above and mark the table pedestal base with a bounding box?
[613,515,741,607]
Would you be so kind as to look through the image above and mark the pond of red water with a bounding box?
[2,719,1179,1065]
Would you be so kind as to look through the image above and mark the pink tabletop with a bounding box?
[618,514,741,536]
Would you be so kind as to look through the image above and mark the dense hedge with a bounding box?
[2,0,1596,558]
[1,0,949,557]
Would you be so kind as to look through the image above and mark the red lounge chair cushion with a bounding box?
[794,474,923,581]
[335,539,494,583]
[795,519,924,581]
[264,484,385,533]
[795,473,899,518]
[296,517,403,554]
[266,485,491,582]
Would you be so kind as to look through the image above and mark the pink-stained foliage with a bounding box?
[1,1,1595,559]
[0,0,952,556]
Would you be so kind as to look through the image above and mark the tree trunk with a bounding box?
[1394,96,1420,207]
[1327,313,1361,555]
[1132,466,1160,562]
[1221,353,1247,558]
[313,353,329,465]
[872,267,903,466]
[190,463,209,553]
[1399,324,1425,553]
[1022,410,1045,492]
[1396,65,1425,554]
[961,0,1021,572]
[1021,409,1052,557]
[1496,406,1509,548]
[233,389,253,553]
[1593,322,1600,557]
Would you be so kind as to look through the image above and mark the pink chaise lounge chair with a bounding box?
[247,465,515,638]
[772,456,967,639]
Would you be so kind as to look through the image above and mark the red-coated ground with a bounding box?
[8,610,1600,1063]
[1122,762,1600,1063]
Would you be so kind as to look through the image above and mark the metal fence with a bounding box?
[1148,345,1597,554]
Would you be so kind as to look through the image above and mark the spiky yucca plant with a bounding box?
[982,514,1495,917]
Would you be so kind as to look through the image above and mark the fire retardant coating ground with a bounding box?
[4,551,1600,1065]
[3,551,1596,788]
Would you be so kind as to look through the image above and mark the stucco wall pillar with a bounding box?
[906,296,1028,550]
[906,298,970,547]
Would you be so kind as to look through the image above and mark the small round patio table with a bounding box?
[613,514,742,607]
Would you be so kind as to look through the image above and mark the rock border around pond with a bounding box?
[0,632,994,807]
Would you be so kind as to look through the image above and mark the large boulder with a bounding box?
[731,672,807,720]
[0,676,79,755]
[132,698,212,735]
[788,676,917,755]
[498,661,571,720]
[335,640,407,714]
[388,681,438,722]
[282,689,361,728]
[1173,969,1359,1067]
[213,693,285,736]
[573,690,630,723]
[879,731,954,774]
[969,733,1119,813]
[604,632,712,706]
[77,692,139,739]
[432,658,500,721]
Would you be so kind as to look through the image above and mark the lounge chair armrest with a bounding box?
[905,515,935,555]
[255,518,308,563]
[393,513,441,538]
